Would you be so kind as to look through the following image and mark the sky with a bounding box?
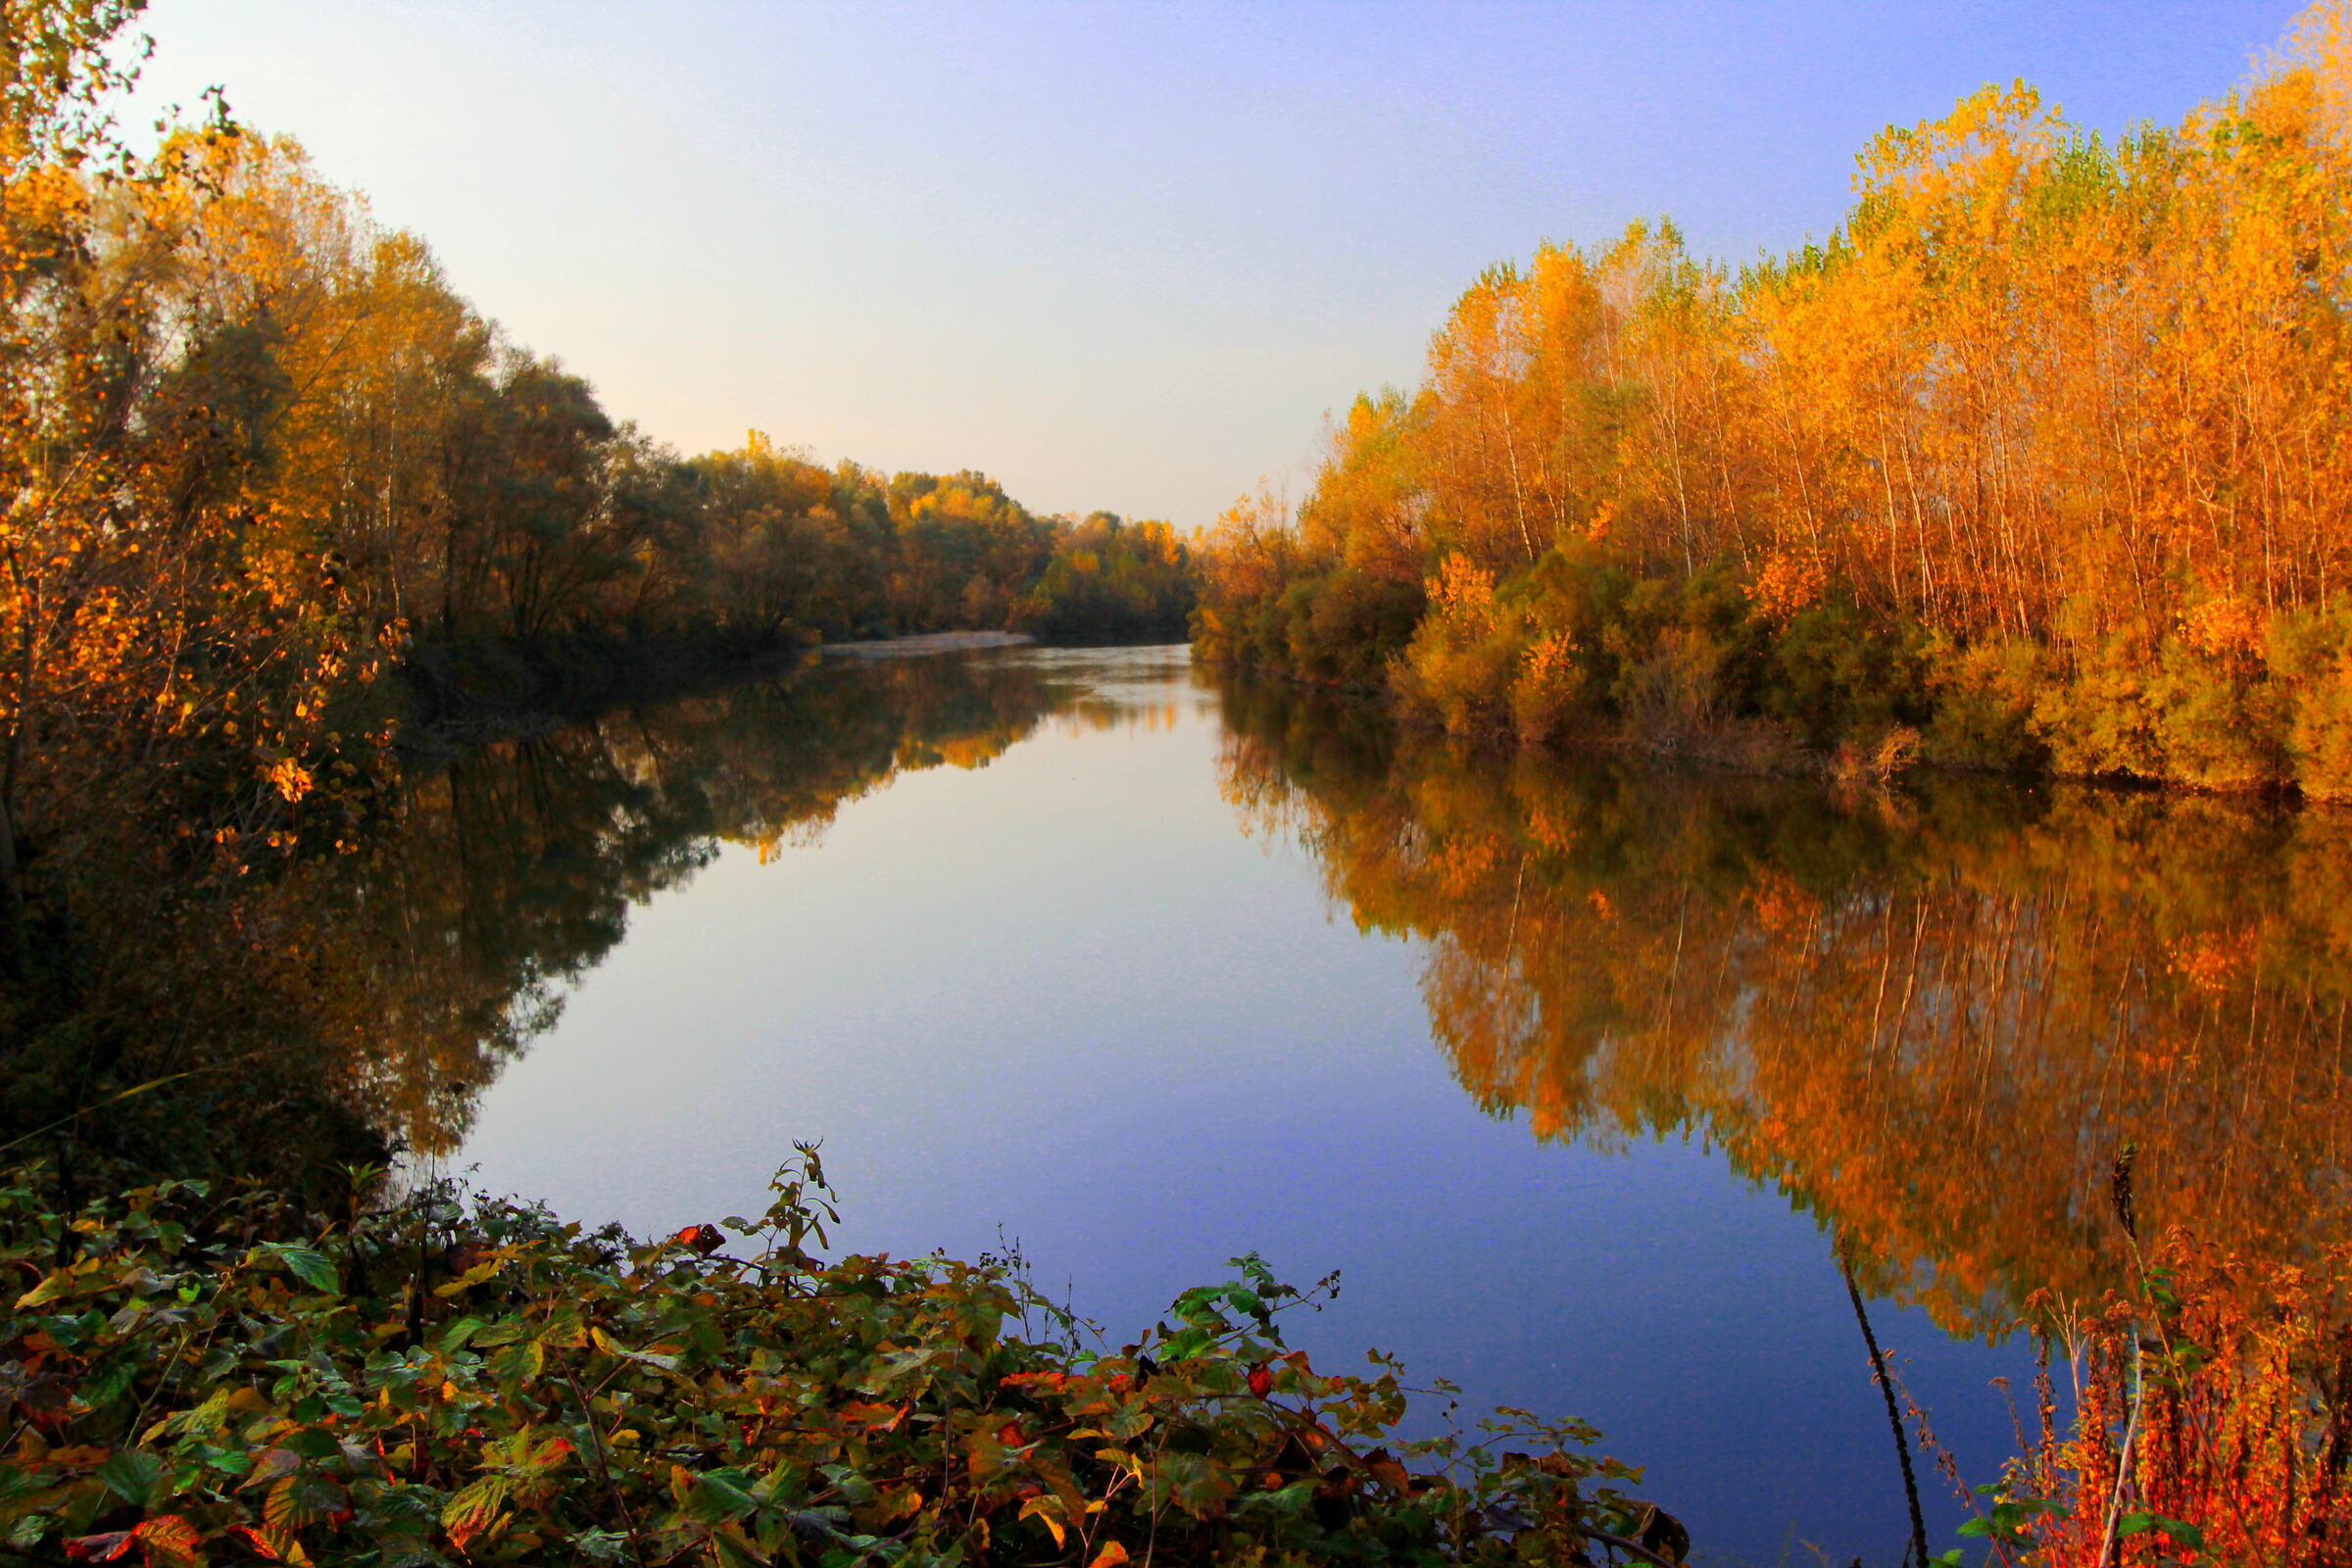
[129,1,2302,529]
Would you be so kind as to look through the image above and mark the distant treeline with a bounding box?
[1196,3,2352,794]
[0,2,1191,967]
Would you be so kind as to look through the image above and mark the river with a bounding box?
[70,636,2336,1563]
[361,636,2350,1566]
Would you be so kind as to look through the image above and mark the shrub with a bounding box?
[1610,627,1727,754]
[0,1156,1683,1568]
[1300,570,1427,689]
[1509,633,1587,745]
[1762,600,1933,753]
[1398,559,1520,736]
[2145,642,2289,791]
[1984,1232,2352,1566]
[1922,637,2049,772]
[2033,624,2170,780]
[2290,661,2352,800]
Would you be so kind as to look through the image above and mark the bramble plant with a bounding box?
[0,1149,1685,1566]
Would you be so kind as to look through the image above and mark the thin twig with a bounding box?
[1583,1528,1686,1568]
[1841,1242,1929,1568]
[562,1360,649,1568]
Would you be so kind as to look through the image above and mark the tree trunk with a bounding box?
[0,784,28,978]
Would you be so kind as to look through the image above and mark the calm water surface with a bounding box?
[409,643,2352,1566]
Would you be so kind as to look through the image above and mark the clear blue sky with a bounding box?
[131,1,2300,528]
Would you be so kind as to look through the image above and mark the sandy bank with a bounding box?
[818,630,1035,661]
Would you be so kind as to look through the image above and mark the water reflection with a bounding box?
[26,642,2346,1337]
[0,650,1107,1185]
[447,646,2039,1563]
[1214,673,2352,1330]
[25,644,2352,1559]
[362,652,1104,1157]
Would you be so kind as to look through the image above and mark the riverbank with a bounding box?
[395,629,1049,755]
[396,630,818,752]
[821,629,1038,661]
[1190,573,2352,800]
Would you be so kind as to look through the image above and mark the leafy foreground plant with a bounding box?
[1898,1220,2352,1568]
[0,1152,1686,1566]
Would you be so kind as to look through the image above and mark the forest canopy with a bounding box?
[1195,1,2352,794]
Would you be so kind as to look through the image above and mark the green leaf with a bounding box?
[435,1316,486,1353]
[488,1339,545,1383]
[1245,1480,1314,1517]
[818,1463,876,1506]
[259,1243,341,1296]
[575,1530,632,1564]
[96,1451,164,1509]
[282,1428,340,1460]
[684,1472,760,1525]
[855,1346,939,1392]
[80,1354,138,1411]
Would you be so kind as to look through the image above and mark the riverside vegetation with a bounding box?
[14,648,2351,1566]
[0,641,1703,1568]
[1185,21,2352,1527]
[1194,4,2352,796]
[0,0,1193,1004]
[1188,13,2352,1535]
[0,1152,1694,1568]
[0,9,1660,1562]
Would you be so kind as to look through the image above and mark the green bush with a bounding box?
[1296,570,1426,689]
[2031,624,2168,779]
[1923,638,2049,773]
[2290,663,2352,801]
[1609,628,1728,753]
[2147,644,2288,791]
[1199,547,2352,795]
[1762,600,1933,752]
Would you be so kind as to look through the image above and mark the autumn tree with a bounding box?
[1196,1,2352,791]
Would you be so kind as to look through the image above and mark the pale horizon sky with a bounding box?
[131,2,2300,529]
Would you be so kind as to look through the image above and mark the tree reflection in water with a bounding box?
[1212,672,2352,1333]
[23,645,2352,1341]
[0,651,1099,1188]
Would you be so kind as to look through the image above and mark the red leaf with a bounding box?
[1000,1371,1068,1392]
[131,1515,202,1563]
[228,1527,280,1561]
[673,1224,725,1257]
[1247,1364,1273,1398]
[63,1533,133,1563]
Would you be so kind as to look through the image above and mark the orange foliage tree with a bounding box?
[1196,4,2352,794]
